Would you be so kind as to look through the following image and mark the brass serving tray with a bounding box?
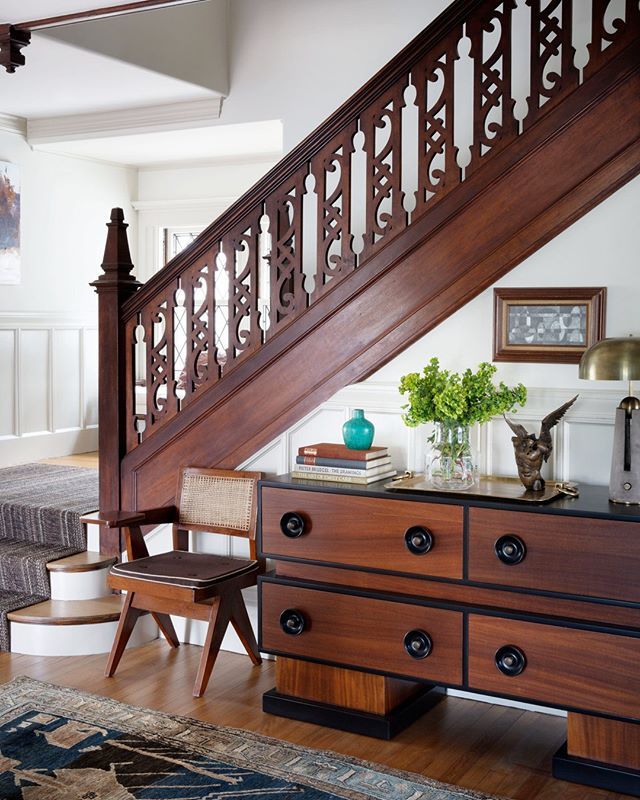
[383,474,565,504]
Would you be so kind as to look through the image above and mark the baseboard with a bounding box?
[0,428,98,468]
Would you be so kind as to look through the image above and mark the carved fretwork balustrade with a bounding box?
[93,0,640,551]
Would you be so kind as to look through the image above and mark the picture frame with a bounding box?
[493,287,606,364]
[0,161,21,285]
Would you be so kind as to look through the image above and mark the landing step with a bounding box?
[9,595,157,656]
[7,596,123,626]
[47,551,117,573]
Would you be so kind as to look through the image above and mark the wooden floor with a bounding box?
[40,451,99,468]
[0,643,629,800]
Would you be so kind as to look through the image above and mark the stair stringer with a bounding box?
[121,45,640,512]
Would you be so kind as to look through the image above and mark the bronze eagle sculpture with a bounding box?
[504,395,578,492]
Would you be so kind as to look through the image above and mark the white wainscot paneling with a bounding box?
[84,327,99,427]
[0,314,98,466]
[564,421,615,485]
[0,330,15,436]
[20,329,50,435]
[53,329,81,430]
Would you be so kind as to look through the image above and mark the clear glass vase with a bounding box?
[426,420,477,490]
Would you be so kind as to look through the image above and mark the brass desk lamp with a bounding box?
[579,337,640,504]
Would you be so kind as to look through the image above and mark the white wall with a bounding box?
[134,158,279,281]
[223,0,451,150]
[0,130,136,464]
[0,131,136,315]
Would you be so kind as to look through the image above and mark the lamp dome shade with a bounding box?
[579,337,640,381]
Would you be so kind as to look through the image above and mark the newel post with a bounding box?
[91,209,141,555]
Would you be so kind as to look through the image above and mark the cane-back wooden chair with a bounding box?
[94,467,264,697]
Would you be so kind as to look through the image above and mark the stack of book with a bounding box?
[291,443,396,484]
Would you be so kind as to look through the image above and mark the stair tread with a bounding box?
[47,551,117,573]
[7,595,124,626]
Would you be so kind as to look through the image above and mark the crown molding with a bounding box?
[26,97,223,145]
[0,113,27,137]
[131,196,237,212]
[137,151,282,171]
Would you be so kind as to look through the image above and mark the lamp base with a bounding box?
[610,406,640,505]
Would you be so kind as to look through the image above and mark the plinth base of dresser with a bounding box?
[553,743,640,797]
[263,684,445,739]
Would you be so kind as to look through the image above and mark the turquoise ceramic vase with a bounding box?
[342,409,375,450]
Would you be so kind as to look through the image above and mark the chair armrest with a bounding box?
[81,507,177,528]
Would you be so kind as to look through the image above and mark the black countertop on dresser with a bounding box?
[260,474,640,524]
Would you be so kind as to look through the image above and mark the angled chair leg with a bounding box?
[229,590,261,666]
[193,597,231,698]
[105,592,142,677]
[152,612,180,648]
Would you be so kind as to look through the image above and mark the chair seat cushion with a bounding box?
[111,551,258,589]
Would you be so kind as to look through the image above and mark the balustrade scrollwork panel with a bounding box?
[412,25,463,220]
[141,286,179,438]
[310,124,357,301]
[181,252,218,404]
[524,0,579,129]
[266,175,308,335]
[126,315,143,449]
[223,207,264,366]
[467,0,518,171]
[359,79,408,260]
[586,0,640,78]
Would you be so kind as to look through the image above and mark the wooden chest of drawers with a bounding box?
[258,476,640,796]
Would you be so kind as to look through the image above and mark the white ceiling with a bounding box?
[0,1,282,167]
[0,34,217,119]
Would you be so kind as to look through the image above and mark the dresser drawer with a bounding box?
[468,615,640,720]
[261,581,463,684]
[260,487,463,579]
[468,507,640,602]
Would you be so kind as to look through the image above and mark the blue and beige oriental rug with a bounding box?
[0,677,501,799]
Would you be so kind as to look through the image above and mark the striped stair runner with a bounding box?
[0,463,98,650]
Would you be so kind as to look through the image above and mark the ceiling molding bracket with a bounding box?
[0,24,31,73]
[27,97,224,145]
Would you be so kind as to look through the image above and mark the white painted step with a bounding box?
[47,551,116,601]
[8,596,157,656]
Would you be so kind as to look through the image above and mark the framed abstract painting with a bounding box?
[493,287,606,363]
[0,162,21,285]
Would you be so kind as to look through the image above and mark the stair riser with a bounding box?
[10,615,158,656]
[49,566,112,601]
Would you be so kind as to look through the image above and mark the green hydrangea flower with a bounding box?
[399,357,527,427]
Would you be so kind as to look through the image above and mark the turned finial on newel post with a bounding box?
[91,209,141,556]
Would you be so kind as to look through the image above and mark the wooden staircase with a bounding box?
[94,0,640,555]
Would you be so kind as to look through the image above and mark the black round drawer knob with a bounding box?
[279,608,306,636]
[495,535,526,565]
[495,645,527,676]
[280,512,306,538]
[403,629,433,659]
[404,526,434,555]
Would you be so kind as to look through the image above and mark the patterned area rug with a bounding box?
[0,464,98,650]
[0,677,503,800]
